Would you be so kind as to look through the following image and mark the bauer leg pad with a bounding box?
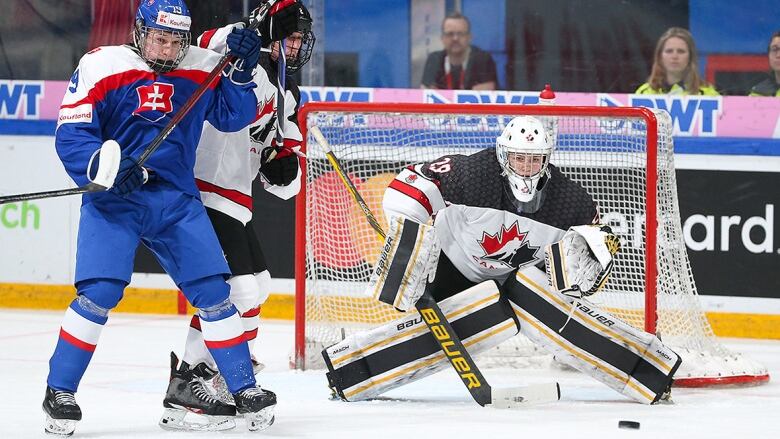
[506,266,681,404]
[323,281,519,401]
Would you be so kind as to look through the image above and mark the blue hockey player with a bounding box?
[42,0,302,435]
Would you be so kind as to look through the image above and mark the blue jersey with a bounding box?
[55,44,257,197]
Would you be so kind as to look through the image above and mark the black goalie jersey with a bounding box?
[382,148,599,283]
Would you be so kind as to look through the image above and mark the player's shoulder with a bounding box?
[179,45,223,72]
[77,46,149,79]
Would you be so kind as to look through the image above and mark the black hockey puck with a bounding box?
[618,420,640,430]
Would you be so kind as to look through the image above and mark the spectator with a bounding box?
[636,27,718,96]
[421,12,497,90]
[749,30,780,97]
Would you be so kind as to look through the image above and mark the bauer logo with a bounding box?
[0,80,44,119]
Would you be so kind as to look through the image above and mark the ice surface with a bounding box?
[1,309,778,438]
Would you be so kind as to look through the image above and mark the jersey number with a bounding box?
[68,69,79,93]
[428,157,452,173]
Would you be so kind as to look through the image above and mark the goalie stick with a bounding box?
[0,1,278,206]
[309,125,560,408]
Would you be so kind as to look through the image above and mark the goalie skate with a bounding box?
[42,387,81,436]
[233,387,277,431]
[158,352,236,432]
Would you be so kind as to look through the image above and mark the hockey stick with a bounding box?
[0,140,121,205]
[309,125,560,408]
[0,1,278,206]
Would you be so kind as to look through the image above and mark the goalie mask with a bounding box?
[133,0,192,74]
[496,116,553,203]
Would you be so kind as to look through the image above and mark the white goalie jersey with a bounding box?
[382,149,599,283]
[194,22,302,225]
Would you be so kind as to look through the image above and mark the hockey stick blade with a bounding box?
[489,382,561,409]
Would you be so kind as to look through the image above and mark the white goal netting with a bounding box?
[294,103,768,387]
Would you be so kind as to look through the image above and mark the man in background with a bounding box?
[421,12,497,90]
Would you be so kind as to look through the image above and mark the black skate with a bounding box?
[43,386,81,436]
[233,387,277,431]
[211,356,266,405]
[158,352,237,431]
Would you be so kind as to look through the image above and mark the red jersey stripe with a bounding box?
[196,178,253,210]
[388,179,433,215]
[205,333,247,349]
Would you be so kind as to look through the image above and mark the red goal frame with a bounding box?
[293,102,660,370]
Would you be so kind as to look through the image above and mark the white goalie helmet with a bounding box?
[496,115,554,203]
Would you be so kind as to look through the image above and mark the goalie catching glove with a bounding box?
[544,225,620,298]
[366,217,440,312]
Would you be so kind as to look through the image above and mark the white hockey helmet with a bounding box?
[496,116,553,203]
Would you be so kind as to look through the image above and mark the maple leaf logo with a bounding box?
[254,96,276,122]
[478,221,539,269]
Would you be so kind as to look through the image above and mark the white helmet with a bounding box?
[496,116,553,203]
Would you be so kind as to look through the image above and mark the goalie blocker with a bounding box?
[323,219,681,404]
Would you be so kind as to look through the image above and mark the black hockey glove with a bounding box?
[112,155,148,196]
[225,27,262,83]
[252,0,307,42]
[260,147,299,186]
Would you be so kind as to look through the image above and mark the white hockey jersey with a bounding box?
[194,22,302,224]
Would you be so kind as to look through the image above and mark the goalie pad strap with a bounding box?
[546,240,568,292]
[376,219,420,306]
[507,267,681,404]
[323,281,519,401]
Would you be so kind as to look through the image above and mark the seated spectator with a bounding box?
[636,27,719,96]
[421,12,498,90]
[749,31,780,97]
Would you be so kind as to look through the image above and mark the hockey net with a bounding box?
[294,102,769,387]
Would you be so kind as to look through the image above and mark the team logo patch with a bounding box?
[249,97,277,144]
[134,82,174,122]
[405,174,418,184]
[477,221,539,269]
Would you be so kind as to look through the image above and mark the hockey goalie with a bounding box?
[322,115,682,405]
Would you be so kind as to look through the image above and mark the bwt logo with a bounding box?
[0,80,44,119]
[425,90,539,105]
[299,87,372,106]
[599,93,722,136]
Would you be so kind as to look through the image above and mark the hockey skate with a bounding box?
[210,356,265,406]
[43,386,82,436]
[158,352,237,432]
[233,386,277,431]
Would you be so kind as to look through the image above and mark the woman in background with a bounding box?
[636,27,719,95]
[748,30,780,97]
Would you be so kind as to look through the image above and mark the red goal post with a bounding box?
[293,102,769,387]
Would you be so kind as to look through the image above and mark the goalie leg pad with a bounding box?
[369,217,440,312]
[505,266,681,404]
[323,281,519,401]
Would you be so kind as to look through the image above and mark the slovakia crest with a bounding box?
[134,82,174,122]
[478,221,539,269]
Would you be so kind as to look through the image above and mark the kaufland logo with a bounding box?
[156,12,191,31]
